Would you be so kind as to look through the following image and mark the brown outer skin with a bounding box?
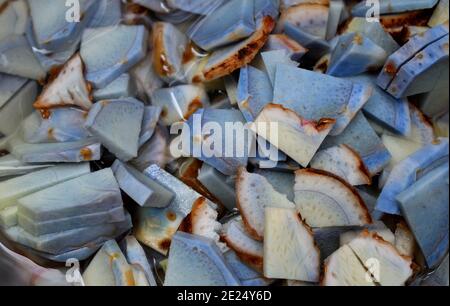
[340,144,372,185]
[152,22,175,78]
[221,232,264,272]
[235,167,264,241]
[201,16,276,82]
[380,10,432,28]
[179,197,207,234]
[295,168,373,225]
[33,53,93,110]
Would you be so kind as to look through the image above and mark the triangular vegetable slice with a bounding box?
[264,207,320,282]
[221,217,264,271]
[33,54,92,110]
[294,169,372,227]
[310,144,371,186]
[236,167,295,241]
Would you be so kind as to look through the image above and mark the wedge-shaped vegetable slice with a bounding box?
[326,0,344,39]
[164,232,240,286]
[310,145,371,186]
[151,85,209,126]
[261,49,298,85]
[253,168,295,201]
[385,35,449,98]
[4,212,132,255]
[180,197,226,252]
[377,24,449,90]
[429,0,449,27]
[85,98,144,161]
[135,165,199,255]
[17,169,123,223]
[33,54,92,110]
[7,136,101,164]
[197,163,236,211]
[273,64,372,136]
[327,33,387,77]
[112,160,174,208]
[407,104,436,144]
[0,0,28,42]
[237,65,273,121]
[342,17,399,55]
[0,206,18,229]
[83,239,136,286]
[0,81,37,136]
[22,109,89,144]
[236,167,296,241]
[352,0,439,17]
[0,164,90,210]
[187,0,255,51]
[284,22,330,61]
[93,73,136,101]
[124,236,157,286]
[131,52,164,102]
[322,112,392,176]
[131,126,171,171]
[264,207,320,282]
[80,25,148,88]
[347,74,411,136]
[397,162,449,268]
[152,22,188,82]
[197,16,276,82]
[294,169,372,227]
[395,222,417,258]
[0,34,46,80]
[264,34,308,61]
[17,206,126,237]
[322,245,376,286]
[348,232,414,286]
[139,106,162,147]
[376,138,448,215]
[221,217,264,271]
[251,104,335,168]
[276,3,329,39]
[224,250,270,286]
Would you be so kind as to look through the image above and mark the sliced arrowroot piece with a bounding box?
[348,231,414,286]
[310,144,372,186]
[193,16,276,82]
[264,207,320,282]
[322,244,376,286]
[294,169,372,228]
[33,54,92,110]
[179,197,227,252]
[221,217,264,271]
[394,222,417,258]
[250,104,335,168]
[236,167,295,241]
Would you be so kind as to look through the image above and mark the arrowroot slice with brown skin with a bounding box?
[33,54,93,110]
[294,169,372,228]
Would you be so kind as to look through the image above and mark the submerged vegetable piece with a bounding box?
[0,155,51,179]
[284,22,330,60]
[131,125,171,171]
[135,165,199,255]
[421,254,449,286]
[131,52,164,102]
[251,104,335,167]
[310,144,371,186]
[89,0,122,28]
[322,245,376,286]
[164,232,240,286]
[112,160,174,208]
[348,232,414,286]
[376,138,449,215]
[0,164,90,210]
[221,217,264,271]
[0,206,18,229]
[80,25,148,88]
[273,64,372,136]
[85,98,145,161]
[83,240,136,286]
[124,235,157,286]
[347,74,411,136]
[264,34,308,61]
[23,109,89,144]
[0,74,28,110]
[236,167,295,241]
[352,0,439,16]
[394,222,417,258]
[397,162,449,269]
[327,33,387,77]
[294,169,372,228]
[429,0,449,27]
[151,85,209,125]
[0,81,37,136]
[0,0,28,42]
[322,112,392,176]
[223,250,270,286]
[0,34,46,80]
[166,0,226,15]
[339,221,396,246]
[261,49,298,85]
[253,168,295,201]
[93,74,136,101]
[139,106,162,147]
[264,207,320,282]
